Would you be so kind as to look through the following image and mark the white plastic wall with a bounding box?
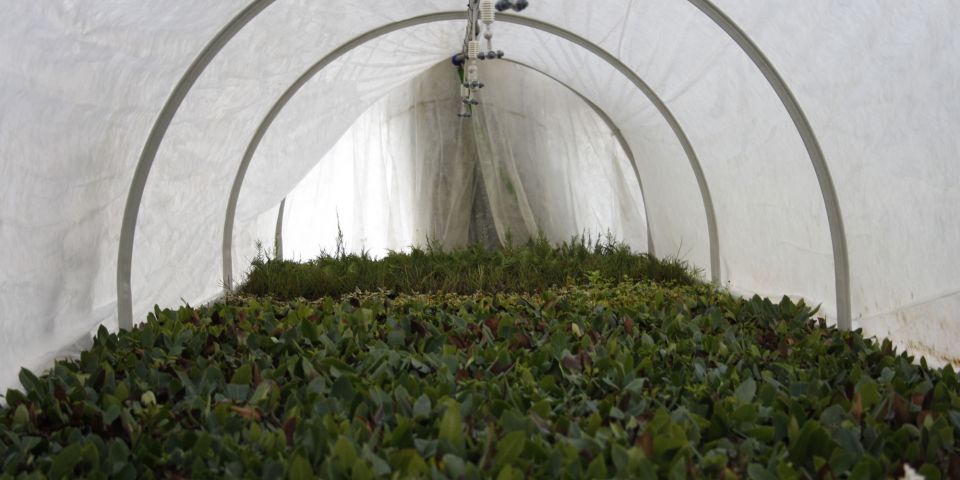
[1,0,958,393]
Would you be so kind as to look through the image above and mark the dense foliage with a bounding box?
[240,236,698,300]
[3,270,960,478]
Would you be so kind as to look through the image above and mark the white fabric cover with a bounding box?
[281,61,647,260]
[0,0,958,392]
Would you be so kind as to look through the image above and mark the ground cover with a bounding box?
[240,236,697,300]
[2,244,960,478]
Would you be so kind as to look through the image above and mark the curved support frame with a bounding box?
[501,58,656,256]
[222,11,720,290]
[116,0,276,330]
[687,0,851,329]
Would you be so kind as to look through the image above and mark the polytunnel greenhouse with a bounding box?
[1,0,959,478]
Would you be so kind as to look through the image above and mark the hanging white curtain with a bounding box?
[281,61,648,260]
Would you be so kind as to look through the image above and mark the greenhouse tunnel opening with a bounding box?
[215,12,724,301]
[272,60,651,264]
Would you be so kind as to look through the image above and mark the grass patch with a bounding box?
[239,235,699,300]
[2,275,960,478]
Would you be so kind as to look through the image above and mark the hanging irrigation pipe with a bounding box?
[452,0,529,117]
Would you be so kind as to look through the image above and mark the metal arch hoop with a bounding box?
[687,0,851,329]
[274,56,661,261]
[116,0,276,330]
[222,11,721,292]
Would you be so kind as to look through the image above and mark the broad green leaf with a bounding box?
[735,379,757,404]
[334,436,359,470]
[747,463,778,480]
[230,363,253,385]
[140,390,157,407]
[586,455,608,479]
[442,454,466,478]
[363,450,392,476]
[352,460,374,480]
[494,431,527,468]
[439,403,464,452]
[48,443,83,479]
[13,404,29,428]
[288,454,313,480]
[102,404,123,425]
[624,377,646,395]
[250,381,272,404]
[856,378,880,409]
[389,449,429,477]
[918,464,942,480]
[413,394,431,418]
[496,465,523,480]
[333,376,355,404]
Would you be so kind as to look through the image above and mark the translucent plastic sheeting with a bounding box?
[470,61,648,248]
[234,26,465,266]
[491,8,836,318]
[0,1,247,393]
[281,63,479,259]
[233,205,282,281]
[134,3,470,330]
[142,24,461,335]
[281,61,648,260]
[0,1,459,393]
[488,23,714,281]
[712,0,960,363]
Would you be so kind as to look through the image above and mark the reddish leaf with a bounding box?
[543,298,558,312]
[283,416,298,446]
[511,332,532,350]
[893,394,910,423]
[252,362,262,386]
[948,453,960,479]
[636,429,654,458]
[623,316,634,336]
[491,360,514,375]
[363,416,375,433]
[231,406,261,421]
[449,334,470,349]
[484,316,500,334]
[579,351,592,371]
[851,392,863,421]
[410,320,428,337]
[562,354,582,373]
